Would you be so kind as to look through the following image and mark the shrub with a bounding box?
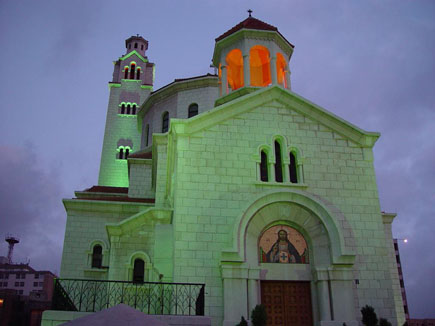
[361,305,378,326]
[380,318,392,326]
[251,304,267,326]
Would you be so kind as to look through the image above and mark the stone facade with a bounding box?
[56,16,405,326]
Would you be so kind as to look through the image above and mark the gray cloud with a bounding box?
[0,144,66,274]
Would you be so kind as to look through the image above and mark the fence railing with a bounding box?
[52,278,205,316]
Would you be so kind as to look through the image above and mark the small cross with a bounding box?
[247,9,253,17]
[280,252,287,260]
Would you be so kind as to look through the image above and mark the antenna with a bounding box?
[5,234,19,264]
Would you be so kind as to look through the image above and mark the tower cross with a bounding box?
[247,9,253,17]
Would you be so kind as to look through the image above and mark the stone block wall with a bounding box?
[169,103,401,325]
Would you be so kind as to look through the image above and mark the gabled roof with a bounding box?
[215,16,294,48]
[116,50,149,63]
[169,86,380,148]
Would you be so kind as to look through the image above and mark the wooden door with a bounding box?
[261,281,313,326]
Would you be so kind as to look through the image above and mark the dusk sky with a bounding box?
[0,0,434,318]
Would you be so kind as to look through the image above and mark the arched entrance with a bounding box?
[220,190,358,326]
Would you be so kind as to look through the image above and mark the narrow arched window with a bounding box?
[188,103,198,118]
[119,148,124,159]
[91,245,102,268]
[136,68,141,80]
[121,104,125,114]
[289,152,298,183]
[129,44,131,49]
[132,104,136,115]
[133,258,144,283]
[145,124,149,147]
[134,43,138,49]
[162,112,169,133]
[130,64,136,79]
[124,67,129,79]
[125,148,130,159]
[260,151,268,182]
[127,104,131,115]
[274,141,283,183]
[141,44,144,50]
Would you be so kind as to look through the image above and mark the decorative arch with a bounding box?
[125,251,158,282]
[223,189,356,266]
[226,49,244,90]
[188,103,199,118]
[250,45,271,87]
[86,239,109,269]
[276,53,288,88]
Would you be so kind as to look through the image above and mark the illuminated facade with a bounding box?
[56,16,406,326]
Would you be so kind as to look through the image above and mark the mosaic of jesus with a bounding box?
[259,225,309,264]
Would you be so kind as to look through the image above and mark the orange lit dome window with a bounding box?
[250,45,271,87]
[276,53,287,88]
[226,49,244,91]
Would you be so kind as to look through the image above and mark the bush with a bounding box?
[251,304,267,326]
[361,305,378,326]
[236,316,248,326]
[379,318,392,326]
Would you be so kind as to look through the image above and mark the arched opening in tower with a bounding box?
[226,49,244,91]
[250,45,271,87]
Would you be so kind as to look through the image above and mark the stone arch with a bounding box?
[125,250,159,282]
[224,189,355,266]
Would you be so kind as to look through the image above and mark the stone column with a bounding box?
[243,54,250,87]
[222,265,249,326]
[271,56,277,85]
[285,69,292,90]
[221,65,228,95]
[317,280,332,321]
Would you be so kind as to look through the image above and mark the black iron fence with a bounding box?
[52,278,205,316]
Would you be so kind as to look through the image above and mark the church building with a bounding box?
[52,14,405,326]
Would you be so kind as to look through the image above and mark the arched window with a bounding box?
[130,63,136,79]
[162,112,169,133]
[121,104,125,114]
[125,148,130,159]
[276,53,288,88]
[133,258,144,283]
[226,49,243,91]
[141,44,144,50]
[91,245,102,268]
[250,45,271,87]
[127,104,131,115]
[134,43,138,49]
[188,103,198,118]
[145,124,149,147]
[129,44,131,49]
[274,141,283,183]
[132,104,136,115]
[118,148,124,159]
[260,150,268,182]
[289,151,298,183]
[136,68,141,80]
[124,67,129,79]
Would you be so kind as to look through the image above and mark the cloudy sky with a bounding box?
[0,0,434,318]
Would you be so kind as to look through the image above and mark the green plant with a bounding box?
[379,318,392,326]
[251,304,267,326]
[361,305,378,326]
[236,316,248,326]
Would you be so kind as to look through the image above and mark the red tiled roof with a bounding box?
[75,196,155,204]
[84,186,129,194]
[128,151,152,159]
[215,16,294,48]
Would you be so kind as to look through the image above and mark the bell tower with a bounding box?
[212,14,294,98]
[98,35,154,187]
